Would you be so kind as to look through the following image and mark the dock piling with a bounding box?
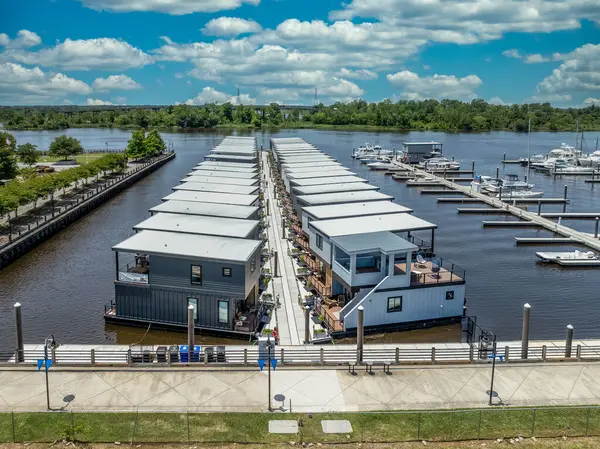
[521,303,531,359]
[563,185,568,213]
[472,160,475,174]
[14,302,24,363]
[357,306,364,363]
[595,217,599,238]
[187,305,195,361]
[565,324,574,358]
[503,153,506,161]
[538,201,542,216]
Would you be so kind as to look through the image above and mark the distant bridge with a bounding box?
[0,104,320,114]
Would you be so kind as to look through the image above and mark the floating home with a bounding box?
[401,141,443,164]
[272,137,467,336]
[106,137,267,337]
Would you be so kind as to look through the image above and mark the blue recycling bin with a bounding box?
[180,345,200,362]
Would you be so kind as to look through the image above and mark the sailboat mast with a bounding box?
[527,117,531,181]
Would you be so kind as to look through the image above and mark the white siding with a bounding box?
[344,283,465,329]
[308,227,332,264]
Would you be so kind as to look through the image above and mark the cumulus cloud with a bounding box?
[335,68,378,80]
[0,62,91,104]
[202,17,262,36]
[92,74,142,90]
[386,70,482,100]
[524,54,551,64]
[527,93,572,103]
[184,86,255,105]
[87,98,114,105]
[330,0,600,43]
[584,98,600,106]
[78,0,260,14]
[0,30,42,48]
[5,38,153,71]
[502,49,522,59]
[488,96,506,105]
[536,44,600,94]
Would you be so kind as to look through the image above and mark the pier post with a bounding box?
[472,160,475,174]
[304,306,311,344]
[266,199,269,216]
[563,185,568,213]
[595,217,599,238]
[503,153,506,161]
[187,305,195,362]
[521,303,531,359]
[356,306,364,363]
[496,167,499,179]
[273,250,278,277]
[14,302,24,363]
[538,201,542,216]
[565,324,574,358]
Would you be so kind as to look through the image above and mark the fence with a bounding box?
[3,342,600,367]
[2,407,600,443]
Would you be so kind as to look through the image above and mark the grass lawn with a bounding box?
[3,407,600,444]
[37,153,117,163]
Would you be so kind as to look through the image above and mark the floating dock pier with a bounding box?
[391,160,600,253]
[515,237,577,245]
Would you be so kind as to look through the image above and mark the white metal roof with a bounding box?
[285,164,348,174]
[174,182,258,195]
[310,213,437,238]
[403,141,443,146]
[198,161,258,169]
[303,201,413,220]
[279,155,333,162]
[163,190,258,206]
[282,161,343,169]
[205,154,257,162]
[188,169,258,179]
[290,175,368,187]
[297,190,392,206]
[293,182,378,196]
[192,165,257,174]
[150,200,258,219]
[289,169,357,180]
[332,231,418,254]
[133,213,259,239]
[113,230,262,263]
[211,148,257,155]
[181,175,258,186]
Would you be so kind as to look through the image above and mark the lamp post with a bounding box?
[267,335,272,412]
[44,334,59,410]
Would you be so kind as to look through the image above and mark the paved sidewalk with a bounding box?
[2,362,600,412]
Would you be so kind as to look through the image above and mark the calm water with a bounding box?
[1,128,599,345]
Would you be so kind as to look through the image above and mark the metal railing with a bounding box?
[4,343,600,367]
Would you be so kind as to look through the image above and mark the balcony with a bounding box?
[117,261,149,284]
[300,253,320,272]
[295,234,311,252]
[395,258,465,286]
[308,273,331,298]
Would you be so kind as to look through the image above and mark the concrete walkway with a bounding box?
[2,362,600,411]
[263,151,302,345]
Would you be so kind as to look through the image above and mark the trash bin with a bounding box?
[216,346,226,362]
[180,345,201,363]
[168,345,178,363]
[156,346,167,363]
[205,346,214,363]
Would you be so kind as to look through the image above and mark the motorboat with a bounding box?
[530,144,580,170]
[496,187,544,199]
[406,176,440,185]
[470,175,501,193]
[353,143,394,159]
[367,159,397,170]
[536,250,600,266]
[419,157,461,171]
[518,154,545,166]
[422,149,443,160]
[483,174,533,193]
[578,151,600,167]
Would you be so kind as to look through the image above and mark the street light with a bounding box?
[267,335,272,412]
[44,334,59,410]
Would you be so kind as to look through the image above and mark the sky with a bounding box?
[0,0,599,107]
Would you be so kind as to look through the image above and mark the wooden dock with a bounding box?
[420,189,466,194]
[483,221,542,227]
[515,237,576,245]
[457,208,510,214]
[540,213,600,220]
[390,160,600,252]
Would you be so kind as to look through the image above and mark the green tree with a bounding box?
[0,131,18,180]
[145,129,167,156]
[48,135,84,160]
[125,128,147,160]
[16,143,39,166]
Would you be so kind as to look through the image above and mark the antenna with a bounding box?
[237,87,241,106]
[313,88,318,106]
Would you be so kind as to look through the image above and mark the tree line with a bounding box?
[1,99,599,132]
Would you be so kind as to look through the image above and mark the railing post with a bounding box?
[281,348,285,366]
[576,344,582,361]
[395,347,400,364]
[469,345,474,362]
[90,349,95,366]
[320,347,324,365]
[565,324,574,358]
[504,346,509,363]
[431,347,436,363]
[167,349,172,366]
[204,348,209,366]
[127,348,132,366]
[243,348,248,366]
[542,345,547,362]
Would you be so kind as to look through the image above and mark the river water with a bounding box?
[1,128,599,346]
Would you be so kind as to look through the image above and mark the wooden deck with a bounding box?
[395,261,464,286]
[322,306,343,332]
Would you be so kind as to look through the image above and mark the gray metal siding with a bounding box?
[115,284,236,330]
[244,245,262,298]
[149,255,245,296]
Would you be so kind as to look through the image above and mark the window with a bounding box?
[446,290,455,300]
[188,298,198,320]
[191,265,202,285]
[387,296,403,313]
[222,267,232,277]
[250,257,256,274]
[316,233,323,250]
[218,300,229,324]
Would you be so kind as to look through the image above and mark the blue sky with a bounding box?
[1,0,599,107]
